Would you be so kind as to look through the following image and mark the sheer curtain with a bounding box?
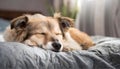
[75,0,120,37]
[53,0,78,19]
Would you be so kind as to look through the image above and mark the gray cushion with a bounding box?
[0,36,120,69]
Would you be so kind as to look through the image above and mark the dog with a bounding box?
[4,13,94,52]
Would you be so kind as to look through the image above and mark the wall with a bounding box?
[0,0,53,15]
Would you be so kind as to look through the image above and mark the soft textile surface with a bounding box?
[0,36,120,69]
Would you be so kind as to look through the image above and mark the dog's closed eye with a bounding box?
[31,32,46,35]
[40,32,46,35]
[55,33,62,35]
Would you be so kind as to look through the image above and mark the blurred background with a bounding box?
[0,0,120,41]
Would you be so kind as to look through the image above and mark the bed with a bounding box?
[0,36,119,69]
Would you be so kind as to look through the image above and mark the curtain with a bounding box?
[53,0,78,19]
[75,0,120,37]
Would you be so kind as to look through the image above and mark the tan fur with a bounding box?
[69,28,94,49]
[61,28,94,51]
[54,13,94,51]
[4,13,94,52]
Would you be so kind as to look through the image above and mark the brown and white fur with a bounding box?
[4,13,94,52]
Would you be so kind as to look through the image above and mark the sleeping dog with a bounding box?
[4,13,94,52]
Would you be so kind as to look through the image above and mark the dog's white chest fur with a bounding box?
[63,32,82,50]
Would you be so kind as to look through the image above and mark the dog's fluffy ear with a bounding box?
[59,17,74,29]
[11,16,28,29]
[54,13,74,30]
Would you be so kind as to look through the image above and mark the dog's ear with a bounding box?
[56,17,74,38]
[54,13,74,28]
[60,17,74,28]
[57,17,74,31]
[11,16,28,29]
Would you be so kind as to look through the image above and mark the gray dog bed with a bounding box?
[0,36,120,69]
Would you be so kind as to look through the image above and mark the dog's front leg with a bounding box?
[24,40,38,47]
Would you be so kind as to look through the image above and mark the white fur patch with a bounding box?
[63,32,82,50]
[44,42,54,50]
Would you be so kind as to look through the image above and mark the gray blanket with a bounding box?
[0,36,120,69]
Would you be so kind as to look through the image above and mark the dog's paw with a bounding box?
[24,40,38,47]
[62,47,74,52]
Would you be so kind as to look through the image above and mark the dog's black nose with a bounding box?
[52,42,61,50]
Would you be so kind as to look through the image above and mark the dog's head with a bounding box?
[6,14,73,52]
